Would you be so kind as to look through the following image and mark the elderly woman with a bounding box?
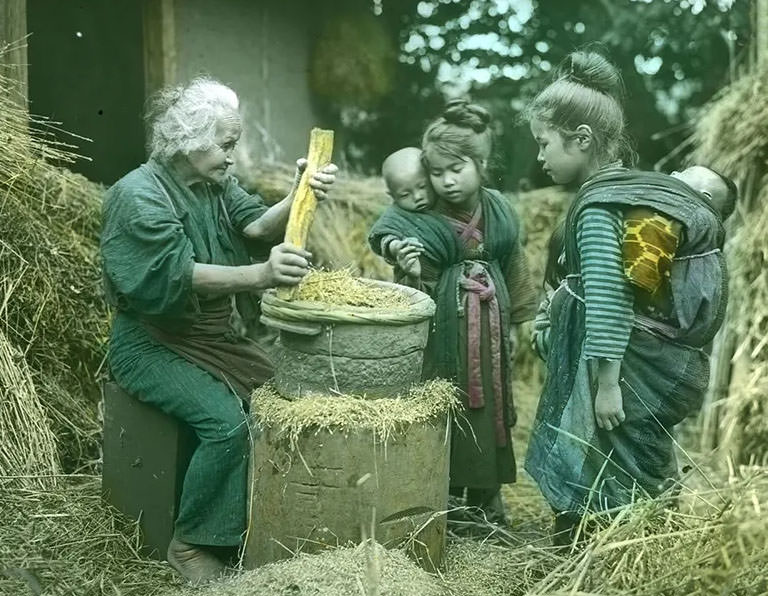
[100,77,336,582]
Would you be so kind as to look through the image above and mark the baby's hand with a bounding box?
[389,237,424,258]
[396,243,422,278]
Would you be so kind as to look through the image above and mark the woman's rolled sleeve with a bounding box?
[222,177,269,232]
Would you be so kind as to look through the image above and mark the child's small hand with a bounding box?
[594,382,625,431]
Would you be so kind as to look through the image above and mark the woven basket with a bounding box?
[260,280,436,399]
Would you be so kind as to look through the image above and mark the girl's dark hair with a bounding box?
[422,99,493,180]
[544,219,567,289]
[524,50,637,166]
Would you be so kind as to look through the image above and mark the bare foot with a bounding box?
[166,537,226,584]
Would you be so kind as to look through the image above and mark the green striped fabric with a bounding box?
[576,206,635,360]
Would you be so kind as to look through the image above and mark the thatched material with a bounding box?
[509,188,570,385]
[0,56,107,469]
[511,187,571,289]
[251,380,459,447]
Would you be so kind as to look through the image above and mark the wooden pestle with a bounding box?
[276,127,334,300]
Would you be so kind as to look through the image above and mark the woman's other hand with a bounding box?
[292,158,338,201]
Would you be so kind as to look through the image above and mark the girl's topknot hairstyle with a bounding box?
[442,98,492,133]
[422,99,494,179]
[524,49,636,166]
[558,50,625,101]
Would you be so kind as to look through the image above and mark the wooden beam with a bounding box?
[0,0,28,107]
[277,128,335,300]
[142,0,176,98]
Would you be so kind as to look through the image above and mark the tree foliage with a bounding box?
[314,0,749,188]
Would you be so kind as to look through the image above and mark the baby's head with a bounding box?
[382,147,434,212]
[671,165,738,222]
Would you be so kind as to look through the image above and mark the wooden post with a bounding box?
[757,0,768,68]
[142,0,176,98]
[0,0,28,108]
[277,128,335,300]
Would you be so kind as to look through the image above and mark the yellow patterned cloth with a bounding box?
[623,207,682,295]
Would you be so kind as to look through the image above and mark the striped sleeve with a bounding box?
[576,206,634,360]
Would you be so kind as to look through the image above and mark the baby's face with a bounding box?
[387,167,434,213]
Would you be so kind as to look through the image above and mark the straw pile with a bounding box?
[508,188,570,385]
[0,53,107,469]
[251,379,459,447]
[510,187,570,289]
[295,269,409,308]
[166,541,444,596]
[713,187,768,463]
[3,465,767,596]
[690,66,768,207]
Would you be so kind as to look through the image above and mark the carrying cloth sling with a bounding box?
[525,168,728,515]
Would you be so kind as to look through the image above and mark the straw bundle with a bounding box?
[0,329,60,487]
[310,10,396,108]
[510,187,571,289]
[251,379,459,447]
[444,539,560,596]
[0,55,107,469]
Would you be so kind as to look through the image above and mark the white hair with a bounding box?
[145,76,240,162]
